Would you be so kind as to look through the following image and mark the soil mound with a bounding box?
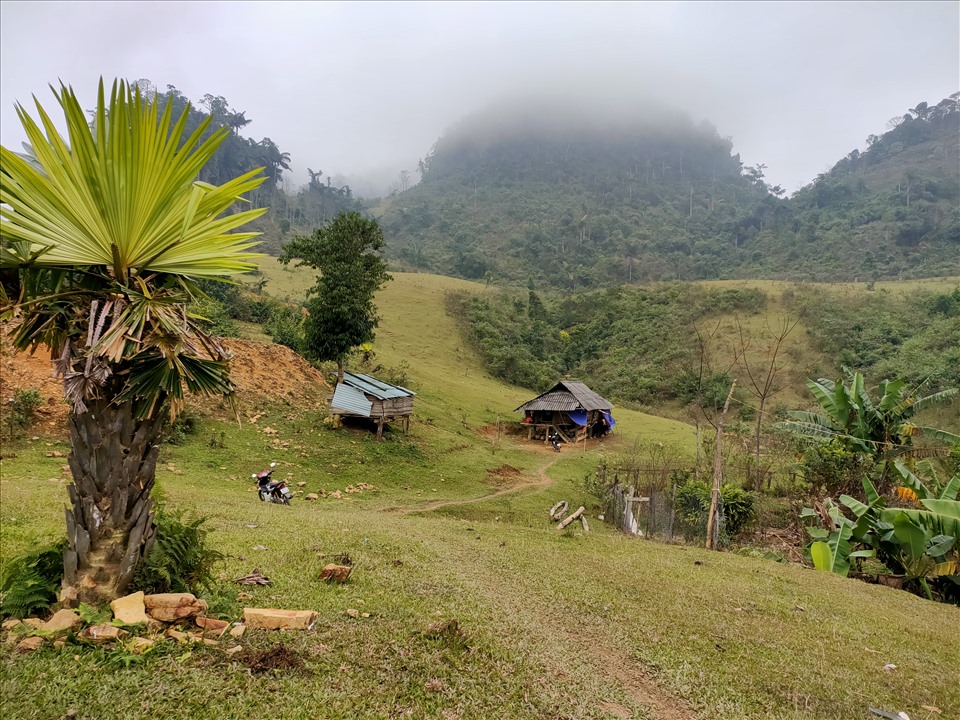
[221,338,330,405]
[2,337,330,435]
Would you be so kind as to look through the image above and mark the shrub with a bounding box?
[675,479,756,541]
[192,296,239,337]
[130,508,222,595]
[264,304,305,353]
[163,411,199,445]
[799,438,873,498]
[11,388,43,426]
[0,540,65,619]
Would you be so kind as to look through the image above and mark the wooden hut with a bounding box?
[330,372,415,439]
[515,380,615,444]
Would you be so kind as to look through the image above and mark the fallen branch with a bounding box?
[235,569,272,586]
[580,514,590,533]
[557,506,585,530]
[549,500,569,521]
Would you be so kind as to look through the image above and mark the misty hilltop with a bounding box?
[376,94,959,286]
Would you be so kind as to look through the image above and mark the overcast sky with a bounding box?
[1,1,957,197]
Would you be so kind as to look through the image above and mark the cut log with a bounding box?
[557,506,585,530]
[549,500,568,521]
[319,564,352,583]
[580,515,590,533]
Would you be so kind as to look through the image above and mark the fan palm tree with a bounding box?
[776,369,959,491]
[1,79,266,605]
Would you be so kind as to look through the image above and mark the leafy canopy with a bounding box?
[776,369,959,463]
[279,211,391,368]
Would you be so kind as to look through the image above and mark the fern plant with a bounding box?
[130,507,222,595]
[0,540,66,619]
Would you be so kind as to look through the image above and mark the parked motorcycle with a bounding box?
[548,432,562,452]
[253,462,293,505]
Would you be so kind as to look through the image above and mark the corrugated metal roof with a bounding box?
[331,384,373,417]
[515,380,611,413]
[342,372,416,400]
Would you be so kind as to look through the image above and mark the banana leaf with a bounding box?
[810,522,854,576]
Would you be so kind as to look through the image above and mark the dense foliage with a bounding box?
[0,541,65,619]
[447,283,766,404]
[279,212,391,378]
[380,94,959,286]
[450,282,960,418]
[675,479,757,540]
[784,286,960,392]
[130,508,223,596]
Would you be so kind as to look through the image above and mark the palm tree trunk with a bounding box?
[60,397,164,606]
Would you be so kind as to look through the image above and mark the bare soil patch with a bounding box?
[244,644,306,674]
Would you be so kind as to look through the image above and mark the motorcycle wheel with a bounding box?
[277,495,291,506]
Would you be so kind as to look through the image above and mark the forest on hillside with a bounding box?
[379,94,960,286]
[63,83,957,284]
[120,80,365,255]
[446,282,960,419]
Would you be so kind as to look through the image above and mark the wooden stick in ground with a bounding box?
[557,506,585,530]
[549,501,569,521]
[580,514,590,533]
[706,380,737,550]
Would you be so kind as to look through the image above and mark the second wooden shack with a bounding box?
[330,372,415,439]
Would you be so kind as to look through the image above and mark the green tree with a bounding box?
[776,370,959,492]
[279,212,391,383]
[0,80,265,605]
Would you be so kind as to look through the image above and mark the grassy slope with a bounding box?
[2,265,958,720]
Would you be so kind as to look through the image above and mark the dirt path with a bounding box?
[389,456,559,515]
[579,638,699,720]
[440,527,700,720]
[390,447,699,717]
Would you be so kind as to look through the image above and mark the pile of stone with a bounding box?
[2,590,317,655]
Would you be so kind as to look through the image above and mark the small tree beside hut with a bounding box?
[279,212,390,385]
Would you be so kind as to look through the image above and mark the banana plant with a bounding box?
[838,476,960,598]
[801,503,874,576]
[776,370,959,491]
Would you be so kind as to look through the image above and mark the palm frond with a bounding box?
[0,79,265,279]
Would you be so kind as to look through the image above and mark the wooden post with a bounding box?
[376,417,384,441]
[706,380,737,550]
[402,415,410,434]
[623,490,650,536]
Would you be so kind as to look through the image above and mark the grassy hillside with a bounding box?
[2,268,959,720]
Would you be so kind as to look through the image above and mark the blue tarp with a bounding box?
[601,410,616,429]
[567,410,588,426]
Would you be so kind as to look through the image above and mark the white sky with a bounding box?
[1,1,958,196]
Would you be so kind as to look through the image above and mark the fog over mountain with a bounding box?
[1,1,957,197]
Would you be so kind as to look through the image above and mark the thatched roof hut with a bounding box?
[515,380,615,443]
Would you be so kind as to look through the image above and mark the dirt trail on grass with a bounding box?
[438,532,700,720]
[576,637,699,720]
[390,456,559,515]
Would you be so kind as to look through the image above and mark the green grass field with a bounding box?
[2,267,958,720]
